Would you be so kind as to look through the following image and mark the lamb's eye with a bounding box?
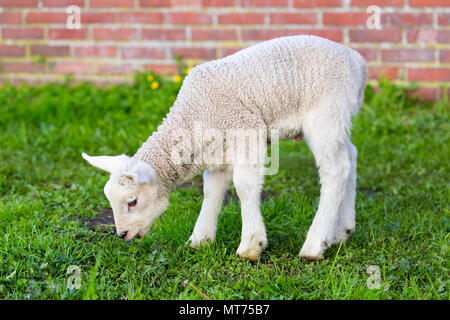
[127,199,137,207]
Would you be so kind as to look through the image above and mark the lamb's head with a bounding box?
[81,152,169,241]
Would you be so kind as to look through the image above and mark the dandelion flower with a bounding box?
[184,68,192,75]
[150,81,159,90]
[147,75,154,82]
[174,75,182,83]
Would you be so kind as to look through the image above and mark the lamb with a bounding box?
[82,35,368,262]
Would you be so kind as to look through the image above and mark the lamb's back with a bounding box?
[179,35,367,127]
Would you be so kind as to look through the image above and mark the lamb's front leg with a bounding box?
[233,165,267,262]
[188,170,231,247]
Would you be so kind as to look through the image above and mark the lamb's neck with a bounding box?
[132,115,204,194]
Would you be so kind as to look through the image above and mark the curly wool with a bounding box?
[133,35,368,192]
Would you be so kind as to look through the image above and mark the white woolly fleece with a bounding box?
[133,35,368,192]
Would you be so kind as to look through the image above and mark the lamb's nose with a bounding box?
[117,231,128,240]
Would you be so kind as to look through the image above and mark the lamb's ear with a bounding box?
[81,152,128,174]
[123,161,157,184]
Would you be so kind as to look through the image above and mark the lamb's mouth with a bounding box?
[120,225,151,241]
[136,232,144,239]
[123,231,144,241]
[122,231,138,242]
[137,226,151,239]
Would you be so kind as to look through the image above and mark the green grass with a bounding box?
[0,74,448,300]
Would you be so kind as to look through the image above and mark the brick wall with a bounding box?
[0,0,449,100]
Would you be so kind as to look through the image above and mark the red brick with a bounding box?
[439,50,450,63]
[94,28,137,40]
[192,29,238,41]
[179,0,201,6]
[323,12,368,25]
[91,0,134,6]
[200,0,235,6]
[220,47,244,57]
[410,0,448,7]
[407,30,450,44]
[240,0,288,6]
[407,29,437,44]
[3,28,43,39]
[49,29,88,40]
[30,45,70,57]
[75,46,117,57]
[168,12,213,25]
[0,77,68,86]
[407,87,438,101]
[242,29,343,42]
[122,47,166,59]
[81,13,116,24]
[434,30,448,43]
[349,30,402,42]
[50,62,91,74]
[142,29,186,40]
[96,64,133,75]
[369,66,399,80]
[1,62,45,73]
[0,45,25,57]
[382,49,435,62]
[139,0,177,6]
[293,0,342,7]
[353,48,377,61]
[218,13,265,25]
[270,13,317,25]
[171,47,217,59]
[118,12,164,24]
[26,12,67,24]
[43,0,85,6]
[0,0,38,7]
[242,29,281,40]
[408,68,450,82]
[381,13,432,27]
[351,0,403,6]
[0,13,22,24]
[438,14,450,26]
[144,64,178,75]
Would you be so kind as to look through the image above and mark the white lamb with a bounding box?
[82,35,368,262]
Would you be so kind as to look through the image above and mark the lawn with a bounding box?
[0,74,448,300]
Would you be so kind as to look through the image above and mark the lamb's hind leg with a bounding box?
[188,170,232,247]
[331,139,357,244]
[299,117,353,261]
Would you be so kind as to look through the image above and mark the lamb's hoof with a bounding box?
[186,234,214,249]
[300,254,323,263]
[299,240,327,262]
[236,234,267,262]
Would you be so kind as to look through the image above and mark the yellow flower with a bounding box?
[174,75,182,83]
[184,67,192,75]
[147,75,154,82]
[150,81,159,90]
